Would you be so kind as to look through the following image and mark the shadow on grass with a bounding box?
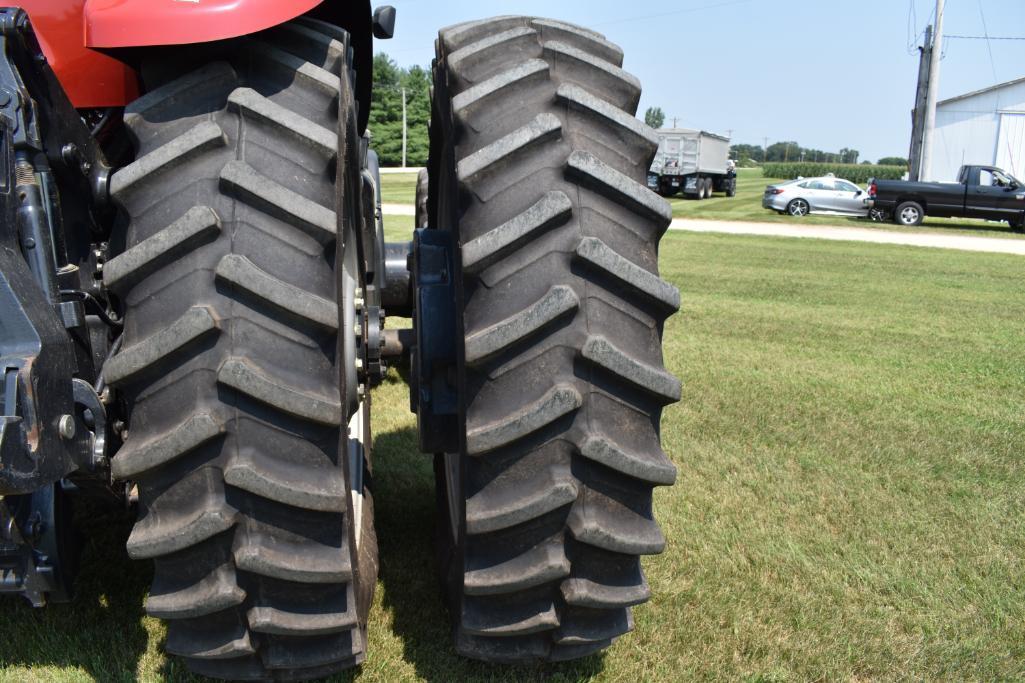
[371,426,607,682]
[0,496,151,680]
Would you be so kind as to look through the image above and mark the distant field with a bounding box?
[380,168,1025,240]
[2,219,1022,681]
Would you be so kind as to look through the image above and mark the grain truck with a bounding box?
[648,128,736,199]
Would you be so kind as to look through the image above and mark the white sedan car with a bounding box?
[762,175,871,217]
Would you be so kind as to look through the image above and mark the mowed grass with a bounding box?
[1,215,1023,681]
[380,169,1025,239]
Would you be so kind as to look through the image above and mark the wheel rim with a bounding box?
[790,200,808,216]
[900,206,919,224]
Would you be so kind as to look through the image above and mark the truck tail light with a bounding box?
[869,182,877,198]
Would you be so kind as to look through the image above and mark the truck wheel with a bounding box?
[787,198,810,217]
[428,16,679,663]
[104,21,377,681]
[725,177,737,197]
[895,201,924,226]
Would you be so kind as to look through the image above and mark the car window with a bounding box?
[836,180,859,192]
[811,179,834,191]
[797,181,811,189]
[979,169,995,186]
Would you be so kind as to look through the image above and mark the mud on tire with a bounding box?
[104,19,377,681]
[428,16,680,663]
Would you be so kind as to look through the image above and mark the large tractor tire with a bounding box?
[103,20,377,681]
[427,17,680,662]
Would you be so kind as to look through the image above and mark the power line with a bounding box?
[946,34,1025,40]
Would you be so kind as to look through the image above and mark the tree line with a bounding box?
[643,106,906,167]
[369,53,431,167]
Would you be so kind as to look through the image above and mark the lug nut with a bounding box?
[58,415,75,440]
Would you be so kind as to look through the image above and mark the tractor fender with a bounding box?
[84,0,322,48]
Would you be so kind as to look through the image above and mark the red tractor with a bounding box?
[0,2,679,678]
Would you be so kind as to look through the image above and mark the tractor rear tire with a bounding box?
[104,20,377,681]
[428,16,679,663]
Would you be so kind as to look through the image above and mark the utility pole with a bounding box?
[908,24,933,180]
[401,87,407,169]
[671,116,678,128]
[919,0,944,181]
[763,136,769,163]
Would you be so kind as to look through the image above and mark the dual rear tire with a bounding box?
[107,13,676,678]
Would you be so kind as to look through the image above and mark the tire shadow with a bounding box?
[0,496,151,681]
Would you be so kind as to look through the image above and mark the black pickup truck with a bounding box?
[869,165,1025,231]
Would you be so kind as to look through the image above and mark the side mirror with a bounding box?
[854,190,862,196]
[373,5,396,39]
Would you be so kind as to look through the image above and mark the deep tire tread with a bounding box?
[432,15,676,664]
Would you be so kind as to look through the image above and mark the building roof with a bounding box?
[938,75,1025,107]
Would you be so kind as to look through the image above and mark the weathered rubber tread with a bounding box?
[104,306,219,386]
[146,563,246,620]
[555,84,658,153]
[110,121,226,197]
[541,40,641,112]
[452,59,549,121]
[227,87,337,158]
[466,466,578,534]
[575,236,680,312]
[567,149,672,224]
[245,40,341,95]
[271,22,347,72]
[217,357,342,427]
[103,206,220,292]
[111,413,223,480]
[112,31,374,677]
[457,113,562,184]
[434,15,677,666]
[447,27,539,81]
[127,494,237,560]
[464,285,578,365]
[531,19,623,67]
[463,597,560,637]
[248,596,357,637]
[223,447,346,513]
[555,607,632,644]
[233,526,352,584]
[578,434,677,486]
[464,537,570,596]
[567,497,666,555]
[215,254,338,331]
[440,16,530,52]
[219,160,337,244]
[465,384,582,455]
[581,335,681,403]
[560,576,651,609]
[124,61,238,126]
[262,632,362,671]
[166,619,255,660]
[460,190,572,274]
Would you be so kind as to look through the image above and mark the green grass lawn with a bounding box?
[380,169,1025,240]
[2,216,1023,681]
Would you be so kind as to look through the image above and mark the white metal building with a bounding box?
[928,76,1025,182]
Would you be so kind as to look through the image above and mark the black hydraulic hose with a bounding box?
[59,289,123,329]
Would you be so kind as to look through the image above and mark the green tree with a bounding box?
[877,156,909,166]
[644,106,665,129]
[368,53,432,166]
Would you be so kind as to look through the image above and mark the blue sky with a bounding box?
[374,0,1025,163]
